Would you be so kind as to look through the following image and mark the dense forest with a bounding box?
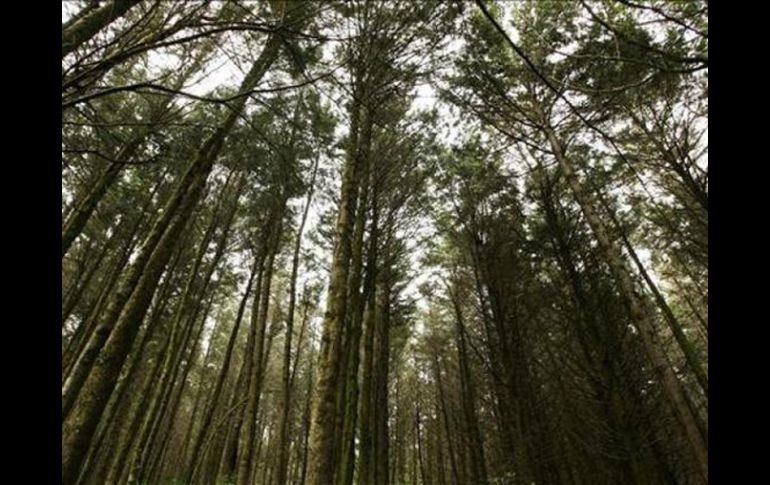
[61,1,708,484]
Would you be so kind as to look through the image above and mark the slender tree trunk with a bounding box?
[165,319,214,480]
[62,222,117,326]
[236,205,284,485]
[144,293,216,484]
[372,271,391,485]
[139,179,242,481]
[62,142,137,258]
[432,352,459,485]
[608,203,708,398]
[187,258,259,482]
[415,403,429,485]
[276,154,319,485]
[448,285,488,484]
[299,358,314,485]
[221,257,267,482]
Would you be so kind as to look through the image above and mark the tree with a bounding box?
[62,1,707,483]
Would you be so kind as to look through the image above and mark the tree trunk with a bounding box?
[187,257,259,482]
[62,0,142,58]
[372,271,392,485]
[448,284,488,485]
[61,33,282,482]
[337,115,374,485]
[275,153,319,485]
[544,125,708,481]
[306,97,365,485]
[236,199,285,485]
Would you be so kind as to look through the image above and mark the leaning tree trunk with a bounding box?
[61,137,142,259]
[61,30,283,483]
[544,125,708,481]
[137,181,242,483]
[62,0,142,59]
[599,193,708,399]
[62,38,218,259]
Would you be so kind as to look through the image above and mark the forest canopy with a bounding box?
[61,1,708,484]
